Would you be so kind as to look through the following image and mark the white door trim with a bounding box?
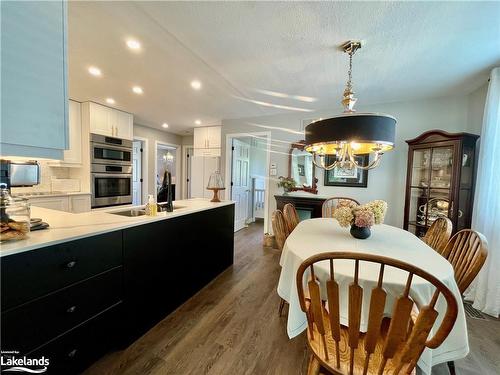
[133,136,148,205]
[224,131,271,234]
[181,144,193,199]
[154,140,182,200]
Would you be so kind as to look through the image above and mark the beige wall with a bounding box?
[133,124,183,199]
[221,90,488,232]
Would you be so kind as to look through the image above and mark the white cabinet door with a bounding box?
[69,195,91,213]
[0,1,68,160]
[193,127,208,149]
[207,126,221,149]
[29,197,69,212]
[64,100,82,164]
[49,100,82,167]
[89,102,112,136]
[115,111,133,140]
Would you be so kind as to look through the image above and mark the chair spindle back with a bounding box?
[322,197,360,218]
[283,203,300,233]
[422,217,453,253]
[272,210,289,251]
[296,252,458,375]
[441,229,488,294]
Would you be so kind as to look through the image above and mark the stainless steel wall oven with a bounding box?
[91,134,133,208]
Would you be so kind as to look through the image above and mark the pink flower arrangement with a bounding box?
[354,209,375,228]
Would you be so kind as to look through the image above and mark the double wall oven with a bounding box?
[91,134,133,208]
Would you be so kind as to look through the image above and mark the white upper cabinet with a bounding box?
[207,127,221,149]
[115,110,134,140]
[0,1,68,159]
[49,100,82,167]
[89,102,112,136]
[85,102,133,140]
[193,126,221,157]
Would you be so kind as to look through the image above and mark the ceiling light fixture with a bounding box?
[126,39,141,50]
[162,123,169,128]
[191,80,202,90]
[132,86,143,94]
[195,120,202,125]
[106,98,115,105]
[88,66,102,77]
[304,41,396,170]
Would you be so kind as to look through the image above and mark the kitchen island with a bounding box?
[1,199,235,375]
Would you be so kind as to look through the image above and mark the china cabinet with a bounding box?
[403,130,479,237]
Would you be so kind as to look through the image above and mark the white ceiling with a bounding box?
[68,1,500,134]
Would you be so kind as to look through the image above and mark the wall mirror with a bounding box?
[288,141,318,194]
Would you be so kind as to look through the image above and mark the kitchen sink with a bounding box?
[110,209,146,217]
[110,205,186,217]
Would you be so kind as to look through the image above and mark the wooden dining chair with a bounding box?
[322,197,360,218]
[441,229,488,294]
[422,217,453,253]
[296,252,458,375]
[283,203,300,233]
[272,210,290,251]
[272,209,290,316]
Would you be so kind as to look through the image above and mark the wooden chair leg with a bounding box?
[278,298,286,316]
[447,361,456,375]
[307,354,321,375]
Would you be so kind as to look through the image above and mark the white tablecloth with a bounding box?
[277,218,468,375]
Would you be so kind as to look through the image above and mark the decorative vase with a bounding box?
[283,188,290,196]
[350,224,371,239]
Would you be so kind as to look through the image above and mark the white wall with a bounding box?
[133,124,182,198]
[221,91,487,232]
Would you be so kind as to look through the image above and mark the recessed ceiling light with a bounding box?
[105,98,115,105]
[88,66,102,77]
[195,120,201,125]
[162,123,169,128]
[190,80,202,90]
[126,39,141,51]
[132,86,143,94]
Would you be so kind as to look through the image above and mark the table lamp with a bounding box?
[206,170,225,202]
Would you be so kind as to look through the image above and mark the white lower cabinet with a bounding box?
[29,194,91,213]
[69,195,91,213]
[29,196,70,212]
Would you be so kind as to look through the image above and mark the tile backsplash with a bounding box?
[11,160,79,194]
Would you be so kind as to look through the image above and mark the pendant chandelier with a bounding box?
[304,41,396,170]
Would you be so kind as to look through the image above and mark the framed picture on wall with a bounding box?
[324,155,369,187]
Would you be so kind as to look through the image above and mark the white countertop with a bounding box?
[14,191,91,198]
[0,198,234,257]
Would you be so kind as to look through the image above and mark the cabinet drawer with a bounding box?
[27,303,122,375]
[1,267,122,354]
[1,231,122,311]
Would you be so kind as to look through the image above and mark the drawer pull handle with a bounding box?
[66,306,77,313]
[66,261,77,269]
[68,349,77,358]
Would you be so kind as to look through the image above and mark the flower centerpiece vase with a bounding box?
[350,224,371,239]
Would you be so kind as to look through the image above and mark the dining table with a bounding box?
[277,218,468,375]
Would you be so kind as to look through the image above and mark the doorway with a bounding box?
[132,139,144,205]
[225,132,271,232]
[155,142,181,201]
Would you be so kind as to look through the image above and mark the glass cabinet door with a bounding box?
[457,145,475,230]
[407,146,454,238]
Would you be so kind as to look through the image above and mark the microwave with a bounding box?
[90,134,132,166]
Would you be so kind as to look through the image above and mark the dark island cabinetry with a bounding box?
[1,204,234,375]
[123,205,234,340]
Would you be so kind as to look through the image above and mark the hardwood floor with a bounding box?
[85,223,499,375]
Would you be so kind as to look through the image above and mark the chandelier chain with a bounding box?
[347,50,353,92]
